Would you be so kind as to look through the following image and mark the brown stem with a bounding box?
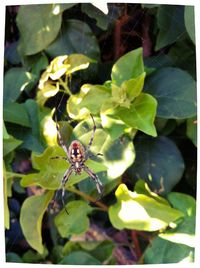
[68,187,108,212]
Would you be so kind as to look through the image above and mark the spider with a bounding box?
[51,114,104,214]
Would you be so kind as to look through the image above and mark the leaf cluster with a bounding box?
[4,3,196,265]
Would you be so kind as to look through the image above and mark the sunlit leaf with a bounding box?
[54,200,92,237]
[67,84,111,119]
[158,192,196,248]
[115,93,157,137]
[109,184,183,232]
[72,117,135,179]
[20,191,54,254]
[3,162,10,229]
[20,146,107,190]
[121,72,146,102]
[111,48,144,86]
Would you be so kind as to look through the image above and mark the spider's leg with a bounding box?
[83,166,104,201]
[85,114,96,157]
[50,156,68,160]
[54,114,70,161]
[52,166,73,214]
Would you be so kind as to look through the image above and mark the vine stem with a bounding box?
[58,78,72,96]
[67,186,108,212]
[5,172,25,179]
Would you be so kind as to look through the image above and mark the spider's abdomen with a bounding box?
[68,140,85,163]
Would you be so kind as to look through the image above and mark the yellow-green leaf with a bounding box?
[109,184,184,232]
[20,191,54,253]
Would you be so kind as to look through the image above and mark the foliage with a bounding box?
[4,3,196,265]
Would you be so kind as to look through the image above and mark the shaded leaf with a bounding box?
[59,251,101,265]
[17,5,62,55]
[108,184,183,232]
[6,253,23,263]
[3,134,23,156]
[186,117,197,146]
[155,5,186,50]
[45,19,100,59]
[144,236,194,263]
[184,6,195,44]
[3,68,35,104]
[144,67,197,119]
[81,3,110,30]
[20,191,54,254]
[4,102,30,127]
[128,135,185,194]
[54,200,92,238]
[22,248,48,263]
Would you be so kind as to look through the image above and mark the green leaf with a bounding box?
[144,236,194,263]
[115,93,157,137]
[37,54,93,106]
[3,121,10,139]
[167,192,196,218]
[3,102,30,127]
[121,72,146,102]
[155,6,186,50]
[67,84,111,119]
[108,184,184,232]
[81,3,110,30]
[3,68,35,104]
[6,253,23,263]
[17,5,62,55]
[111,48,144,86]
[3,162,10,229]
[186,117,197,146]
[5,41,21,65]
[72,118,135,179]
[22,248,48,263]
[144,67,197,119]
[184,6,195,44]
[24,53,49,76]
[168,40,196,79]
[3,134,23,156]
[59,251,101,265]
[20,146,107,190]
[20,191,54,254]
[128,135,185,194]
[45,19,100,59]
[54,200,92,238]
[100,109,128,140]
[158,192,196,248]
[134,179,169,207]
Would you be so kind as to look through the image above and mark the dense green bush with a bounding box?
[4,3,196,264]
